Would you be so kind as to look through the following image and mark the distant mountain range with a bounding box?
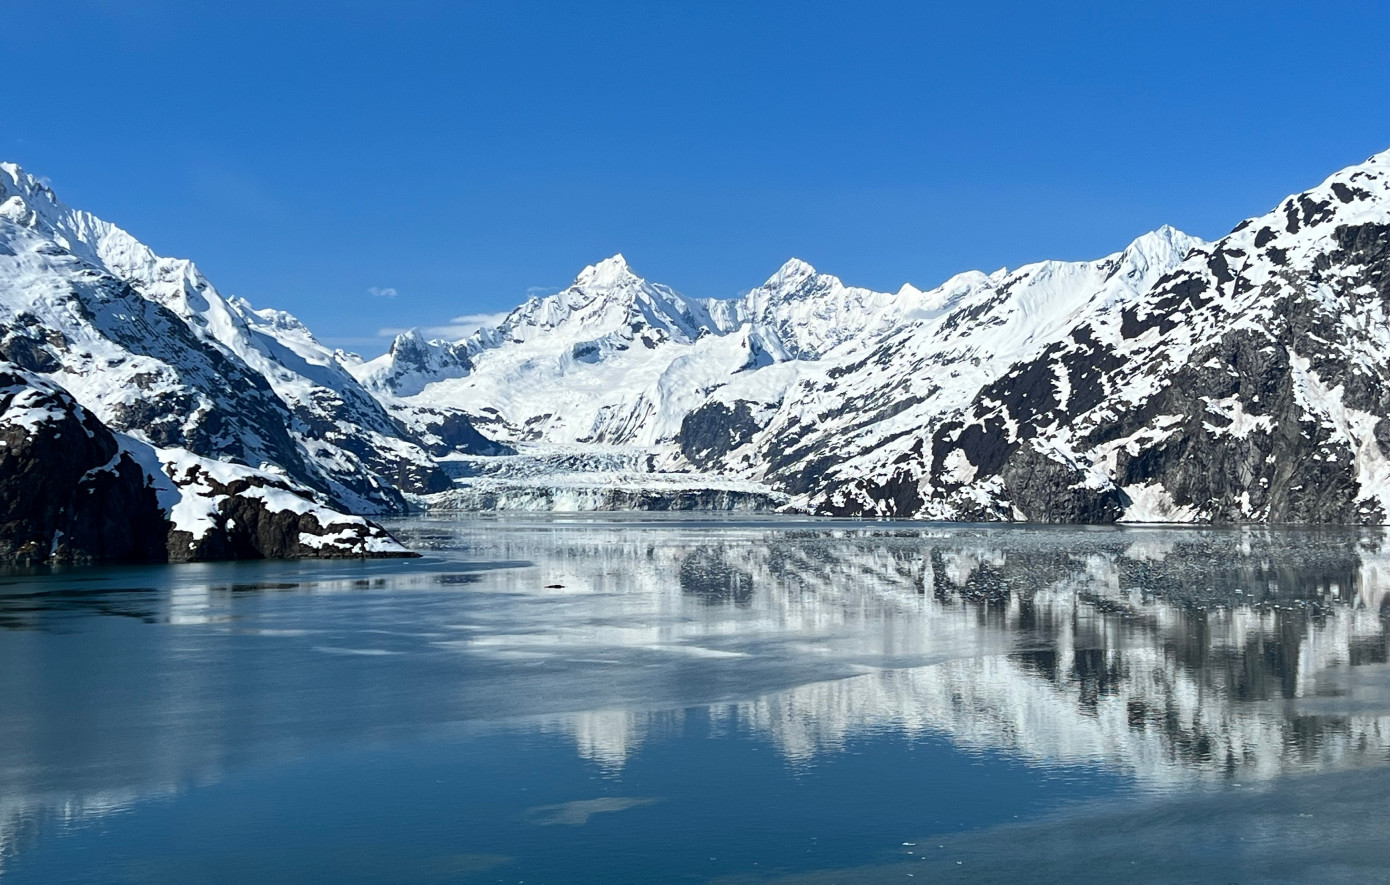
[1,149,1388,561]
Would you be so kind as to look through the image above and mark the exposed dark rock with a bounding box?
[411,409,515,458]
[679,400,763,468]
[164,465,416,562]
[821,441,927,518]
[0,365,166,564]
[999,443,1128,523]
[0,364,414,564]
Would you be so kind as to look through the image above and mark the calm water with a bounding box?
[0,516,1387,884]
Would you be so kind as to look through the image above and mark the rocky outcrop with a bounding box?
[160,459,416,562]
[679,401,764,468]
[0,363,414,565]
[395,405,516,458]
[0,364,167,564]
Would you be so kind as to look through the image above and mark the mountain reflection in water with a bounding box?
[0,517,1387,882]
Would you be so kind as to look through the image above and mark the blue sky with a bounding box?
[4,1,1388,351]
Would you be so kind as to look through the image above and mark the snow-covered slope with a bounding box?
[0,162,501,515]
[683,225,1205,511]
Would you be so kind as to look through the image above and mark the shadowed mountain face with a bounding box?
[0,519,1385,881]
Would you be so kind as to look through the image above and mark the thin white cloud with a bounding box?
[368,286,399,298]
[423,312,511,339]
[373,311,511,343]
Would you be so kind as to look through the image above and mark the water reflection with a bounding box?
[404,521,1388,782]
[0,519,1387,878]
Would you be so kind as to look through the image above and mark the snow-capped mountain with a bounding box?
[356,253,789,447]
[364,149,1390,523]
[683,224,1207,514]
[0,162,500,517]
[362,228,1201,461]
[688,150,1390,522]
[356,223,1204,514]
[4,148,1389,531]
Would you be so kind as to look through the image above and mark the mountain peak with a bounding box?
[574,253,635,289]
[1124,224,1202,259]
[0,161,68,230]
[762,257,818,290]
[0,161,46,193]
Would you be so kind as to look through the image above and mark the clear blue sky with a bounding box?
[5,1,1388,351]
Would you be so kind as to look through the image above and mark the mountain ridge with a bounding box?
[2,148,1389,538]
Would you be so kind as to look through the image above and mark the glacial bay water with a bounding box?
[0,515,1387,884]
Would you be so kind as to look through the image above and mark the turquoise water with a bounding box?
[1,516,1387,883]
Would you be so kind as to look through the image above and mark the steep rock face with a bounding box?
[0,364,166,564]
[0,217,310,480]
[679,401,765,466]
[0,163,497,512]
[0,362,413,564]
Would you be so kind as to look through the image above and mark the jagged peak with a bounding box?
[573,253,637,290]
[0,161,67,226]
[0,161,52,193]
[760,257,819,290]
[390,327,428,349]
[1122,225,1204,262]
